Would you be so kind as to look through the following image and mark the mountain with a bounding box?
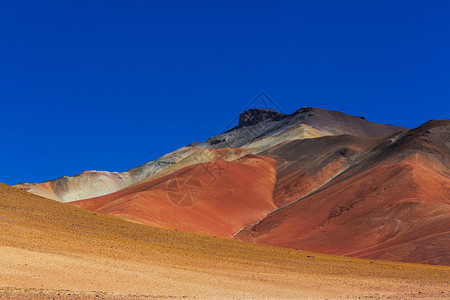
[12,107,450,265]
[14,107,406,202]
[2,182,448,298]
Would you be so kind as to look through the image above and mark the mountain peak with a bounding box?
[238,108,288,127]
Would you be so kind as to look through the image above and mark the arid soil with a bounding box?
[1,183,449,299]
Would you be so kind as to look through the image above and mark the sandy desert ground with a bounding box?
[0,183,449,299]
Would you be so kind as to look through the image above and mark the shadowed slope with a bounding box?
[71,155,277,238]
[236,120,450,265]
[260,134,380,207]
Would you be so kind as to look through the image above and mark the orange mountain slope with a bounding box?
[71,154,277,238]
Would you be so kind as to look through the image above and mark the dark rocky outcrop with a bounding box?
[238,109,288,127]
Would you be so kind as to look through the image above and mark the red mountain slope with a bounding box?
[71,154,277,238]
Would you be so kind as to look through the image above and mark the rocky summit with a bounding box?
[238,108,288,127]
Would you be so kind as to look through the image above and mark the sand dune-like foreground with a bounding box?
[1,183,449,299]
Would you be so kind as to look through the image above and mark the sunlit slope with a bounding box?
[14,146,202,202]
[70,155,277,238]
[0,182,449,298]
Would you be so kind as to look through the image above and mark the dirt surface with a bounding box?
[1,183,449,299]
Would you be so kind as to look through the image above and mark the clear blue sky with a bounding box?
[1,1,449,185]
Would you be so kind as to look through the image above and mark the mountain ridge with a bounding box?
[14,107,407,202]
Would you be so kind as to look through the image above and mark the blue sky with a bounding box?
[0,0,449,185]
